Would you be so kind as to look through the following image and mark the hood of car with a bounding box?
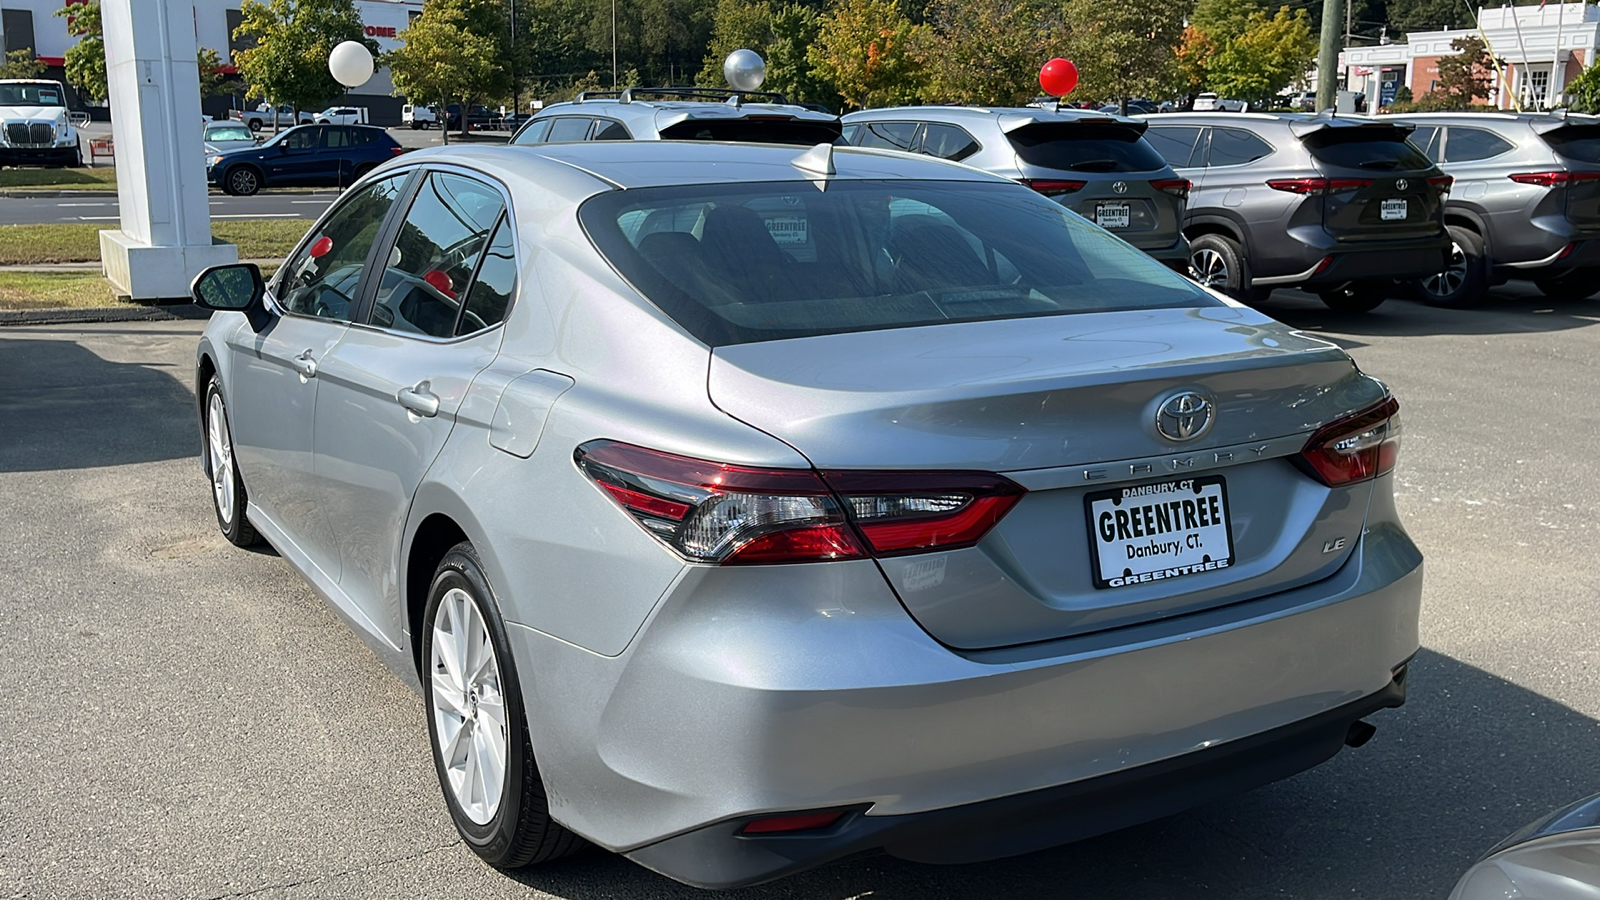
[0,105,68,125]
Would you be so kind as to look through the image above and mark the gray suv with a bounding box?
[1384,112,1600,305]
[509,87,841,146]
[1143,113,1452,312]
[841,107,1191,270]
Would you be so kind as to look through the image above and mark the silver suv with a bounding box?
[1383,112,1600,305]
[841,107,1191,270]
[1143,113,1453,312]
[509,87,841,146]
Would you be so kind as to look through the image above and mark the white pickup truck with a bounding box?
[0,79,83,167]
[231,103,316,132]
[314,106,369,125]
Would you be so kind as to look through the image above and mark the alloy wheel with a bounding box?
[1420,240,1467,299]
[1190,248,1229,289]
[228,169,258,195]
[430,587,508,826]
[207,392,235,526]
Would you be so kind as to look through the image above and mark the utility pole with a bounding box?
[1318,0,1343,110]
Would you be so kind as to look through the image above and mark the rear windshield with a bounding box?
[659,118,843,146]
[1006,123,1167,173]
[1304,128,1432,171]
[579,179,1217,346]
[1541,125,1600,164]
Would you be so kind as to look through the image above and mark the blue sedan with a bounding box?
[207,124,402,196]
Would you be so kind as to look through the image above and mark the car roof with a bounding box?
[536,89,837,127]
[1381,111,1600,124]
[397,141,1012,196]
[842,105,1144,130]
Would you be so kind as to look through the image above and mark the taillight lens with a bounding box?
[1296,397,1401,487]
[1020,178,1088,197]
[389,146,404,157]
[1508,171,1600,187]
[574,441,1025,565]
[1267,177,1373,195]
[1427,174,1453,193]
[1151,178,1191,198]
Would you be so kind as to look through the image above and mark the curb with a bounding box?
[0,305,210,327]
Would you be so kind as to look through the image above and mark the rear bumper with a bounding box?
[1294,242,1451,288]
[627,669,1409,889]
[1498,236,1600,273]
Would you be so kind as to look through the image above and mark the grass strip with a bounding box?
[0,272,131,310]
[0,219,308,265]
[0,167,118,190]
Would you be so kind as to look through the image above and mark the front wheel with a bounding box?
[1534,267,1600,301]
[1318,282,1389,313]
[1411,226,1489,308]
[225,166,262,196]
[423,543,585,869]
[204,377,259,547]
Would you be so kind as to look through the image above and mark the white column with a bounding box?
[99,0,237,301]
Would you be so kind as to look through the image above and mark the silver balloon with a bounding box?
[329,41,374,89]
[723,49,767,92]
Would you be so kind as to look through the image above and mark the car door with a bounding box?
[310,169,514,640]
[225,173,411,582]
[266,126,324,183]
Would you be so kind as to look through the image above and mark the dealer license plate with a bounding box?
[1095,203,1131,229]
[764,215,808,244]
[1085,476,1235,590]
[1380,198,1408,221]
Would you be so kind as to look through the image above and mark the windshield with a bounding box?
[207,124,253,142]
[0,83,65,107]
[580,179,1218,346]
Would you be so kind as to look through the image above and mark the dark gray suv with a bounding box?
[1143,113,1452,312]
[1385,112,1600,305]
[842,107,1191,270]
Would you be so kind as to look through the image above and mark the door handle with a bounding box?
[397,382,440,418]
[291,350,317,379]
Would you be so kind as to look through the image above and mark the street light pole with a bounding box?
[611,0,617,88]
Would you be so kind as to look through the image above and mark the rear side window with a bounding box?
[1304,128,1432,171]
[1007,124,1167,173]
[855,122,919,151]
[1144,125,1205,168]
[458,216,516,334]
[658,118,843,145]
[546,117,592,142]
[592,119,631,141]
[919,124,980,161]
[1444,127,1513,162]
[1541,125,1600,163]
[1206,128,1273,167]
[579,179,1217,347]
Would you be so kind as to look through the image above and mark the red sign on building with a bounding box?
[364,25,397,38]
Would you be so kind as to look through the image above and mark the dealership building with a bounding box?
[0,0,423,123]
[1342,2,1600,109]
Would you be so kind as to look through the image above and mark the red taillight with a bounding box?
[1021,178,1088,197]
[1427,174,1453,193]
[1296,397,1401,487]
[740,811,846,834]
[574,441,1026,565]
[1508,171,1600,187]
[390,146,404,157]
[1267,177,1372,195]
[1151,178,1191,199]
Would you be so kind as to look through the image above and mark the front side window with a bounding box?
[1144,125,1205,168]
[283,127,320,151]
[368,173,507,338]
[276,175,408,320]
[512,118,554,145]
[580,179,1217,347]
[1409,125,1441,162]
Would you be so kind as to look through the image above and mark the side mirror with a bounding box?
[192,263,272,332]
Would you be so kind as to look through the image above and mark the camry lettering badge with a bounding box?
[1112,181,1129,194]
[1155,392,1214,442]
[1395,178,1408,191]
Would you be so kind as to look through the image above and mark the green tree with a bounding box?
[1190,0,1267,44]
[1385,0,1464,32]
[55,0,105,101]
[697,0,773,85]
[0,49,45,80]
[1434,35,1494,108]
[916,0,1062,106]
[1176,25,1219,98]
[808,0,927,110]
[1059,0,1189,112]
[766,4,831,105]
[1569,62,1600,113]
[197,47,240,100]
[385,0,511,141]
[233,0,376,118]
[1206,7,1316,106]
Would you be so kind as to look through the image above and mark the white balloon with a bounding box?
[723,49,766,92]
[329,41,374,89]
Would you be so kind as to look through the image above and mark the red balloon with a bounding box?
[1040,58,1079,97]
[308,235,334,258]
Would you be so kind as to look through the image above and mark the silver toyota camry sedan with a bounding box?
[191,140,1422,888]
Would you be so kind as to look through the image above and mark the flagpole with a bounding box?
[1509,0,1534,108]
[1550,0,1569,108]
[1463,0,1518,110]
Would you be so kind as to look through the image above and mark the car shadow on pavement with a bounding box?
[0,336,197,473]
[1257,286,1600,343]
[508,647,1600,900]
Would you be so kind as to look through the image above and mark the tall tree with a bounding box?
[233,0,376,116]
[916,0,1062,106]
[0,49,46,80]
[1434,35,1494,108]
[808,0,927,109]
[1176,25,1219,99]
[198,47,240,100]
[55,0,105,101]
[766,4,831,105]
[696,0,773,85]
[1205,7,1316,105]
[1568,61,1600,114]
[386,0,510,141]
[1059,0,1190,112]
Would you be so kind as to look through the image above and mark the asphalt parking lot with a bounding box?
[2,286,1597,899]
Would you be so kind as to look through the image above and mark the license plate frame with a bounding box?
[1095,202,1132,229]
[1380,198,1408,221]
[1084,476,1236,590]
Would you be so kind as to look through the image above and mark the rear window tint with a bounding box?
[919,124,980,161]
[1541,125,1600,163]
[1006,124,1167,173]
[1207,128,1273,166]
[579,179,1217,347]
[658,118,843,145]
[855,121,919,151]
[1304,128,1432,171]
[592,119,631,141]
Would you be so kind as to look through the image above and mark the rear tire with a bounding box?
[246,119,262,133]
[1534,267,1600,301]
[423,543,585,869]
[1318,282,1389,313]
[1411,225,1489,308]
[1188,234,1250,301]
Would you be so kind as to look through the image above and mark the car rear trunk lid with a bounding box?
[1302,124,1443,242]
[1539,124,1600,230]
